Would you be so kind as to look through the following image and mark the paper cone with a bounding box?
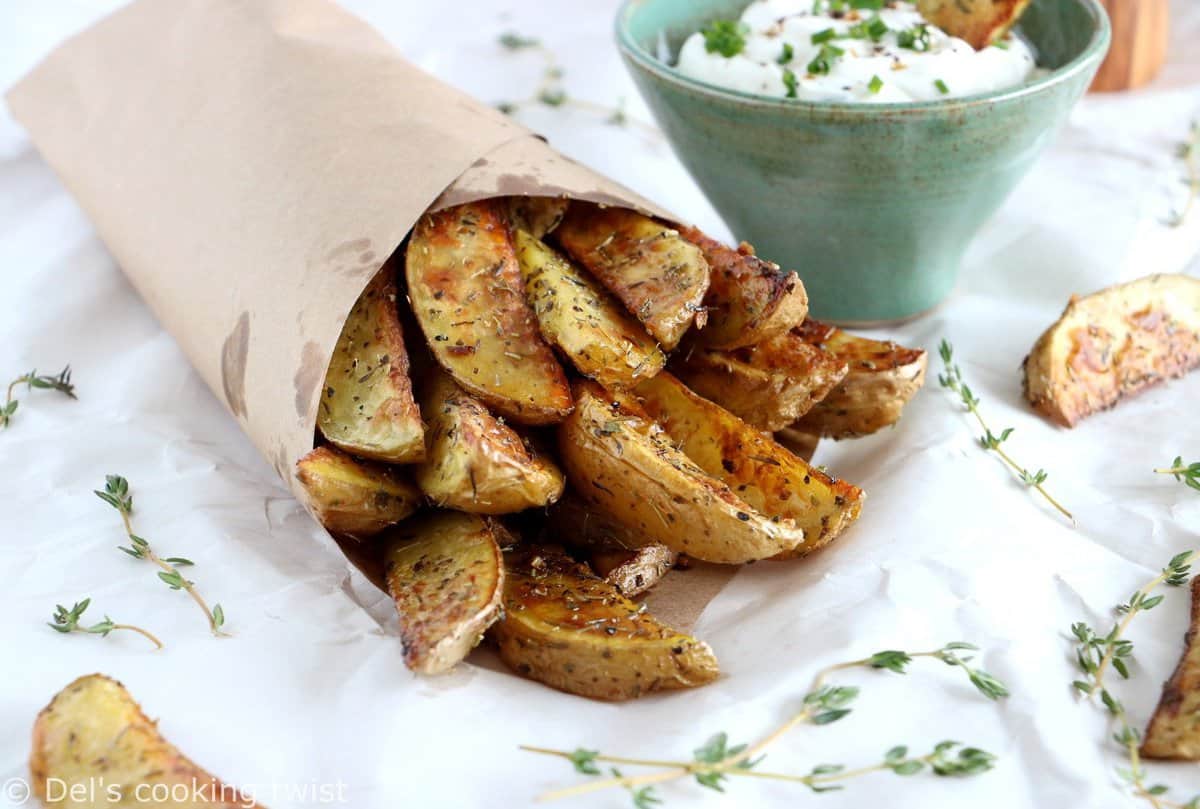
[6,0,733,631]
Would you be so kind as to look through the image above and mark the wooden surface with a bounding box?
[1091,0,1169,91]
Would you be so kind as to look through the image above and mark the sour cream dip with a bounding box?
[676,0,1037,103]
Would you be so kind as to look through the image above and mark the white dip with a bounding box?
[675,0,1037,103]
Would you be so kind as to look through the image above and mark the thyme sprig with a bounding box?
[95,475,227,636]
[1156,457,1200,492]
[2,365,75,430]
[937,340,1075,524]
[1168,121,1199,228]
[48,597,163,650]
[495,33,659,137]
[1071,550,1199,808]
[523,642,1006,804]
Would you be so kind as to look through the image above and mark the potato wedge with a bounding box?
[383,511,505,674]
[1143,578,1200,760]
[406,200,573,424]
[774,427,820,463]
[791,320,928,438]
[295,445,421,538]
[587,544,677,598]
[555,203,709,350]
[515,229,665,389]
[490,547,718,700]
[30,674,258,808]
[414,372,564,514]
[317,268,424,462]
[672,331,848,431]
[678,225,808,349]
[633,372,863,560]
[916,0,1031,49]
[507,196,569,239]
[1023,274,1200,427]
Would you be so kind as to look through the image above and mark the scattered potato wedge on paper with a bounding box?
[490,547,718,700]
[317,268,425,462]
[916,0,1031,49]
[296,445,421,538]
[414,371,564,514]
[515,229,665,389]
[678,225,808,349]
[30,674,259,808]
[383,511,506,674]
[406,200,573,425]
[555,203,709,350]
[791,320,928,438]
[1143,578,1200,760]
[1023,274,1200,427]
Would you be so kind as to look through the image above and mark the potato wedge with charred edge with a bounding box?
[507,196,569,239]
[587,544,678,598]
[1023,274,1200,427]
[414,372,564,514]
[677,225,808,349]
[633,372,863,560]
[916,0,1031,49]
[490,547,718,700]
[672,331,848,432]
[383,511,505,674]
[296,445,421,538]
[515,229,665,389]
[30,674,259,808]
[406,200,573,425]
[1143,578,1200,760]
[774,427,820,463]
[791,320,928,439]
[555,203,709,350]
[560,380,827,563]
[318,269,424,462]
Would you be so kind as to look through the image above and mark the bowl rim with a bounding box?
[614,0,1111,113]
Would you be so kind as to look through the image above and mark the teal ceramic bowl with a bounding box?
[616,0,1110,323]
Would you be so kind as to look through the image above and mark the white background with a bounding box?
[2,1,1200,807]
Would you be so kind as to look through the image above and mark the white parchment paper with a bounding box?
[1,2,1199,808]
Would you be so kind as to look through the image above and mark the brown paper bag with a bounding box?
[6,0,735,630]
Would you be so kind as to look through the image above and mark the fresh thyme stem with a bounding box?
[108,622,165,649]
[1169,122,1199,228]
[1,365,76,430]
[937,340,1075,525]
[1155,457,1200,492]
[48,598,162,650]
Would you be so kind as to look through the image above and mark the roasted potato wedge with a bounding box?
[414,371,564,514]
[507,196,569,239]
[672,331,848,432]
[383,511,505,674]
[633,372,863,560]
[317,268,424,462]
[791,320,928,438]
[555,203,709,350]
[678,226,808,349]
[295,445,421,538]
[490,547,718,700]
[515,229,665,389]
[1143,577,1200,760]
[406,200,573,424]
[587,544,677,598]
[916,0,1031,49]
[30,674,258,808]
[1023,274,1200,427]
[774,427,820,463]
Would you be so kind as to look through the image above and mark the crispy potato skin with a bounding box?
[555,203,709,350]
[507,196,569,239]
[295,445,421,538]
[1023,274,1200,427]
[317,268,424,462]
[415,372,564,514]
[490,547,718,700]
[1143,578,1200,760]
[30,674,258,808]
[633,373,863,560]
[673,331,849,432]
[406,200,572,425]
[677,226,808,349]
[383,511,505,674]
[791,320,928,439]
[916,0,1031,49]
[558,380,807,563]
[515,230,665,389]
[587,544,678,598]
